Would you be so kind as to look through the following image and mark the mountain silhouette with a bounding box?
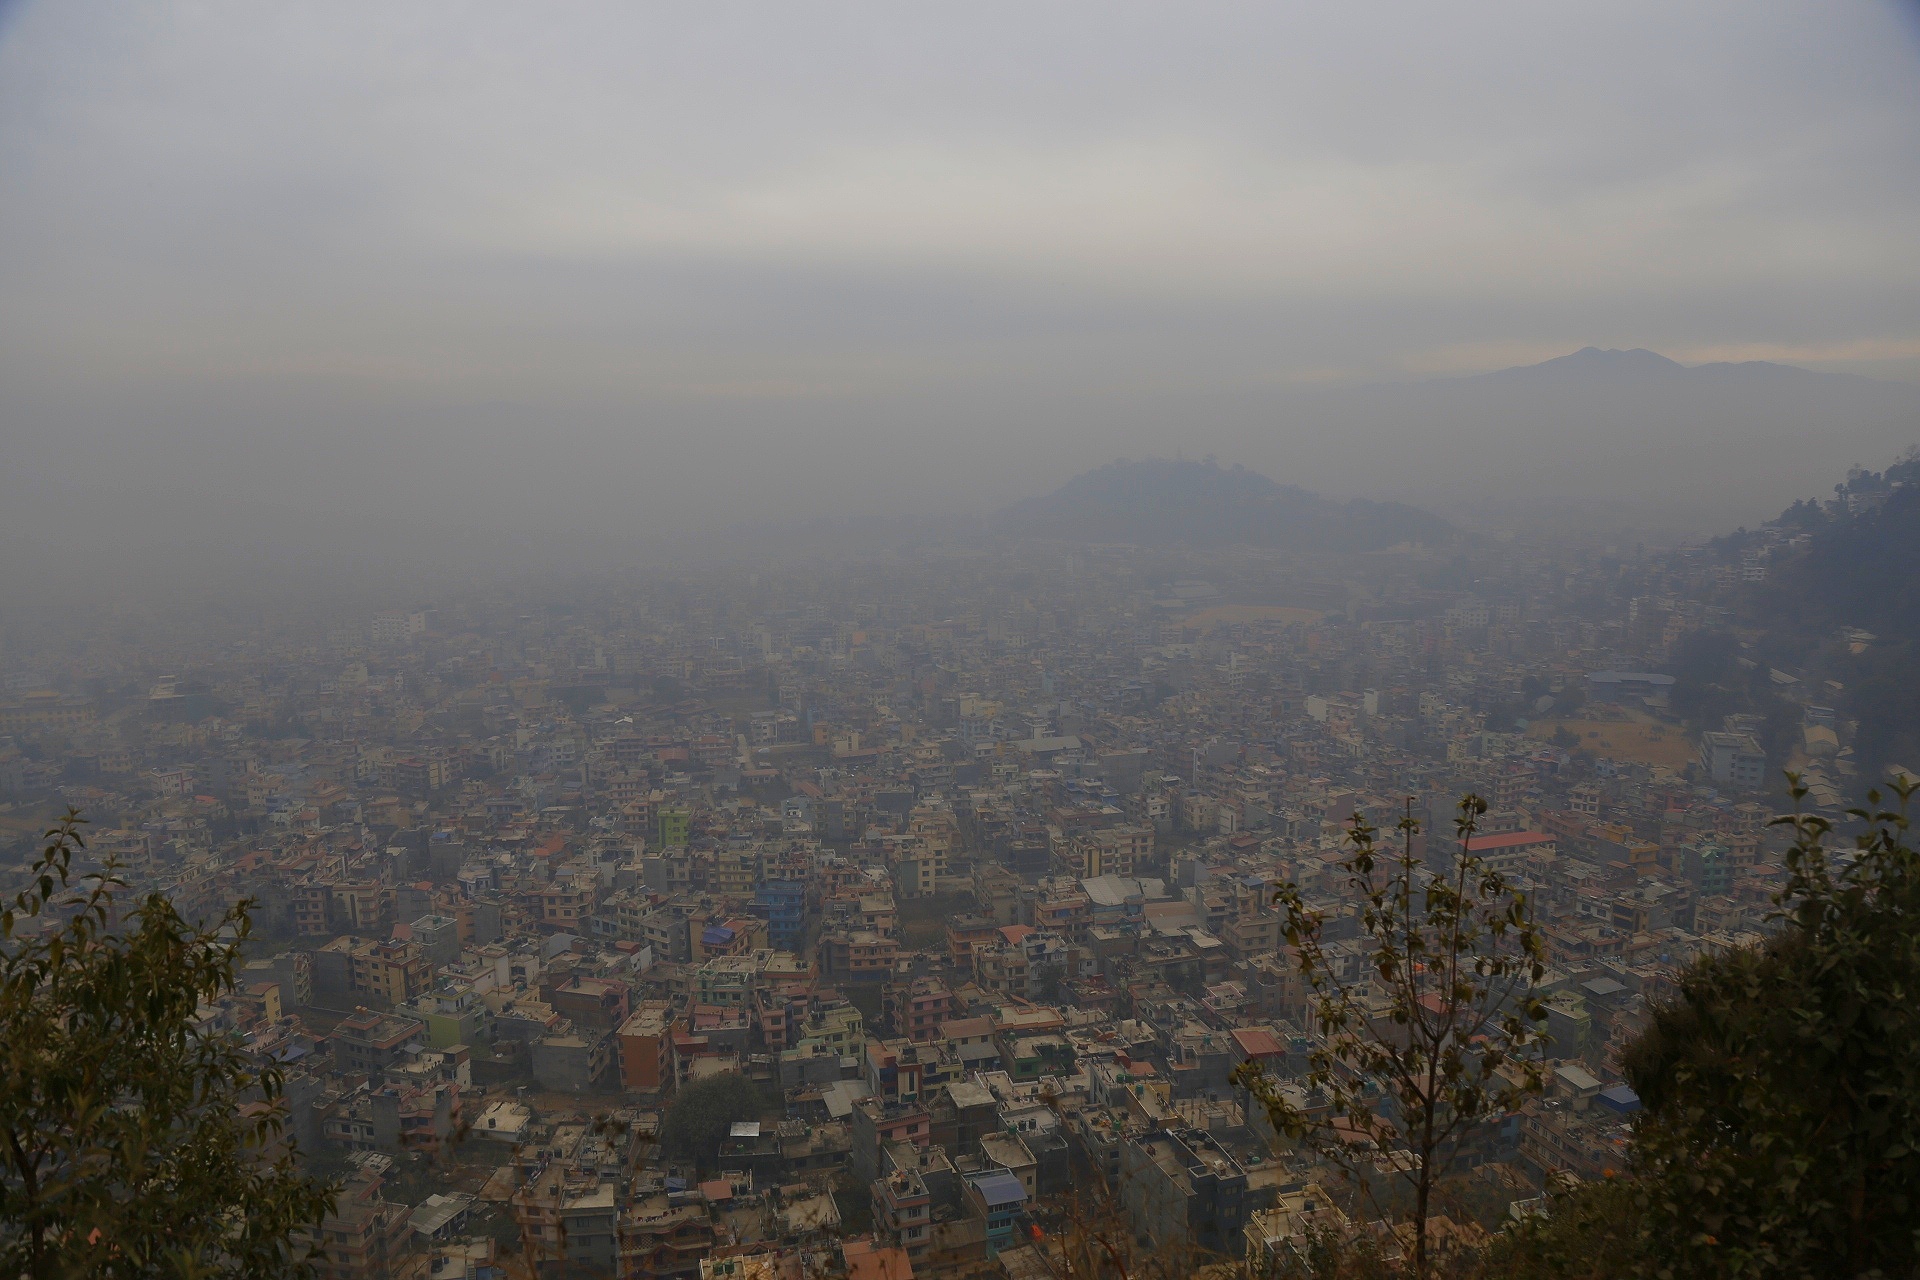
[1185,347,1920,538]
[997,457,1453,551]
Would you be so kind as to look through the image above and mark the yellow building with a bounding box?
[349,937,434,1007]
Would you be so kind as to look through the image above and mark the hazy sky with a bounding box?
[3,1,1920,587]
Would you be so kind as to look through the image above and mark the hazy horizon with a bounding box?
[4,2,1920,600]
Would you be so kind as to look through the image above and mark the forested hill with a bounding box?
[1730,451,1920,779]
[1747,454,1920,641]
[998,458,1454,551]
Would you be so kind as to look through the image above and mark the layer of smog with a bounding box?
[3,6,1917,1277]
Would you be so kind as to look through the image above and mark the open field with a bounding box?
[1526,713,1696,772]
[0,803,66,856]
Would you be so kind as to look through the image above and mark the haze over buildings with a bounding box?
[5,6,1920,1272]
[3,461,1903,1275]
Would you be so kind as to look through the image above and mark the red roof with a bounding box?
[1230,1027,1285,1059]
[844,1241,914,1280]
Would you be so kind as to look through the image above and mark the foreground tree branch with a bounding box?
[1233,795,1547,1280]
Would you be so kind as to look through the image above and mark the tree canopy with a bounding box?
[0,811,336,1279]
[1480,776,1920,1280]
[1620,777,1920,1278]
[658,1072,762,1175]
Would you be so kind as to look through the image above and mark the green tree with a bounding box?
[657,1072,761,1175]
[1029,958,1064,1004]
[1234,797,1547,1280]
[1667,627,1743,731]
[1479,1174,1650,1280]
[0,810,336,1278]
[1622,775,1920,1278]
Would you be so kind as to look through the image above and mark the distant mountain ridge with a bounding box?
[998,458,1453,551]
[1497,345,1690,378]
[1488,345,1871,386]
[1189,345,1920,540]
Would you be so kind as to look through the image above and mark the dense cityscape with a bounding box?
[7,7,1920,1273]
[0,464,1880,1279]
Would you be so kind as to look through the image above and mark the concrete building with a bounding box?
[532,1030,613,1093]
[1121,1127,1250,1257]
[333,1010,425,1079]
[1701,731,1767,790]
[617,1005,673,1093]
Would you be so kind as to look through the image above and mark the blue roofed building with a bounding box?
[965,1171,1027,1253]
